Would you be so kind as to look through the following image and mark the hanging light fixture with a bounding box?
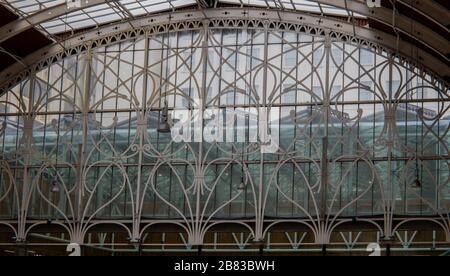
[238,154,246,191]
[238,176,246,191]
[51,176,60,193]
[412,178,421,189]
[157,100,171,133]
[410,1,421,191]
[412,158,421,188]
[157,15,172,134]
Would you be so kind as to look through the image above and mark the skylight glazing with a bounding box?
[3,0,198,34]
[221,0,365,17]
[4,0,66,16]
[41,0,197,34]
[2,0,365,35]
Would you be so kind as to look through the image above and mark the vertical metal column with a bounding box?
[320,31,331,252]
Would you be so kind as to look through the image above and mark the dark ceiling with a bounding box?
[0,5,51,72]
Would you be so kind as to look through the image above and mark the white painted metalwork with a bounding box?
[0,11,448,254]
[0,8,448,96]
[0,1,447,82]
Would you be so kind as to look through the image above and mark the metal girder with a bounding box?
[0,0,118,44]
[397,0,450,28]
[312,0,449,61]
[195,0,216,7]
[231,0,449,61]
[0,7,448,92]
[4,230,450,255]
[1,219,449,255]
[0,0,447,67]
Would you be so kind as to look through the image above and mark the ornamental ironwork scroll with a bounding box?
[0,23,448,247]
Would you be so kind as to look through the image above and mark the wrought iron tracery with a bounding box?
[0,16,449,252]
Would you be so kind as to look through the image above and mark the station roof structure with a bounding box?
[0,0,448,82]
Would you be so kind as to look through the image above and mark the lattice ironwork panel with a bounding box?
[0,24,448,247]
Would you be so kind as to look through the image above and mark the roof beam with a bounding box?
[1,0,448,62]
[312,0,449,61]
[0,0,118,44]
[0,8,448,92]
[396,0,450,28]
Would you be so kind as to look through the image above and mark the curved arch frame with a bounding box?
[0,8,448,253]
[0,1,447,75]
[0,8,448,95]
